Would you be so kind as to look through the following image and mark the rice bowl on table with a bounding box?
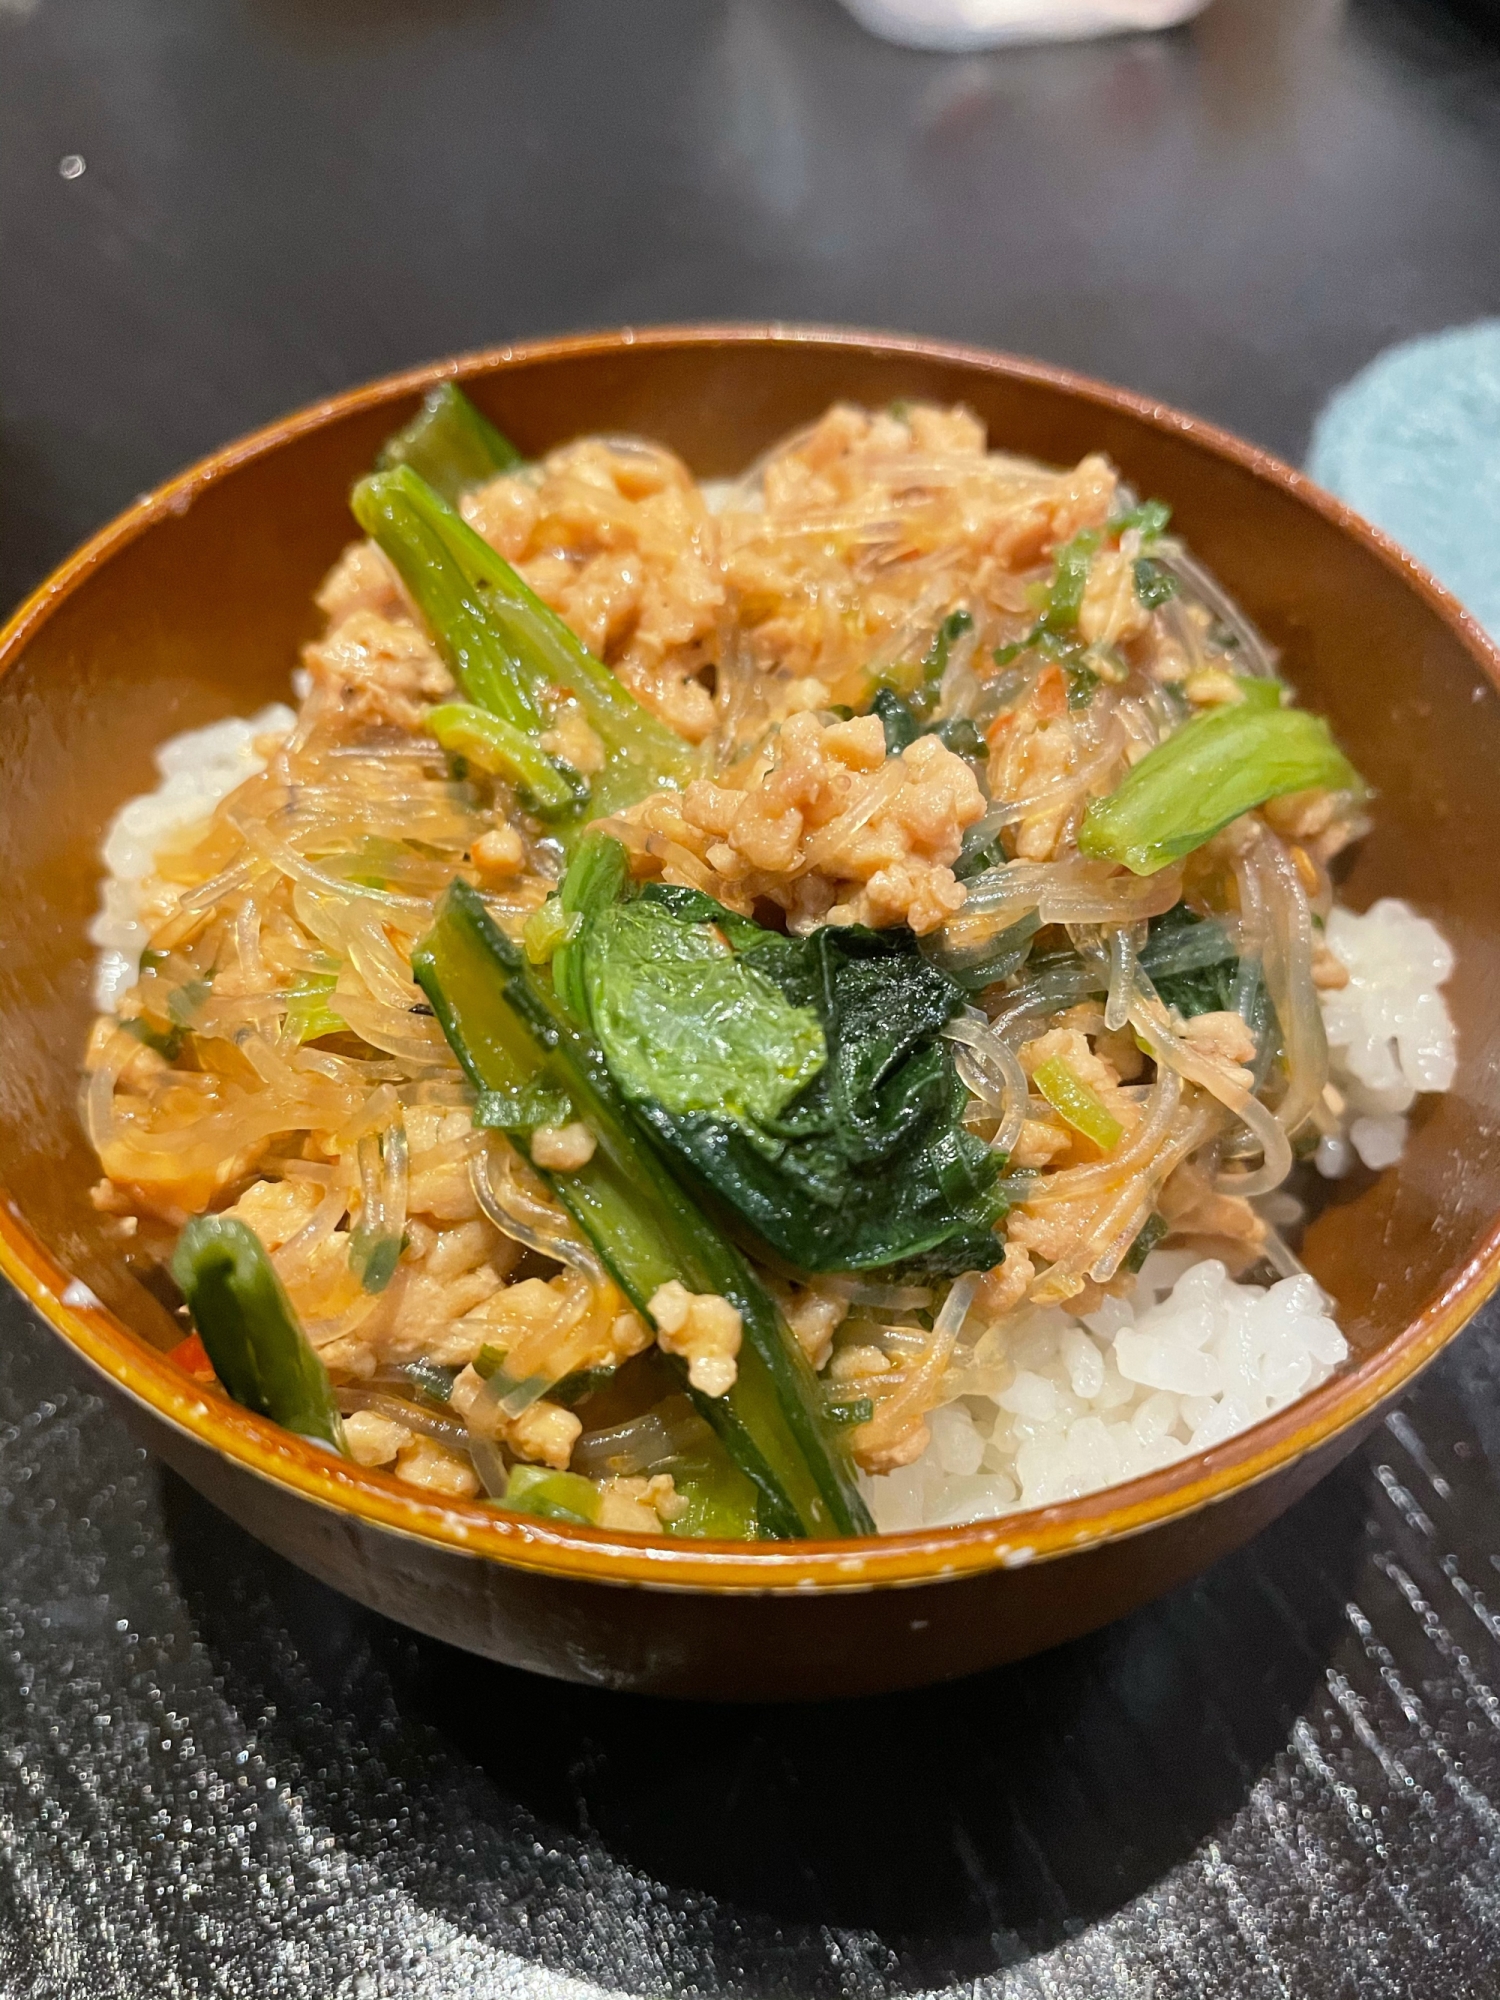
[79,382,1458,1547]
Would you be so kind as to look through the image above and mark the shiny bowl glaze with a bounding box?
[3,326,1499,1700]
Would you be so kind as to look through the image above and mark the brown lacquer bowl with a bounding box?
[4,327,1499,1700]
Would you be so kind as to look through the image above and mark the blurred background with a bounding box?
[6,3,1500,1996]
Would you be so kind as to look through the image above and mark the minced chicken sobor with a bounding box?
[83,391,1457,1539]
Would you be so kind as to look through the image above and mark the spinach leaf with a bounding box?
[582,887,1006,1275]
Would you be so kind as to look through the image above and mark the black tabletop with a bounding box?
[6,3,1500,1993]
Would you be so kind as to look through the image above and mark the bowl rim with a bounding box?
[4,319,1500,1595]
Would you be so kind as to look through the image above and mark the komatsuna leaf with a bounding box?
[583,888,1006,1275]
[585,900,826,1125]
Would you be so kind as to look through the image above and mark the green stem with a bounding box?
[376,382,523,501]
[351,466,698,836]
[427,701,582,817]
[171,1217,347,1452]
[351,469,547,733]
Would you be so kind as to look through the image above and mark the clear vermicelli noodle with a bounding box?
[82,389,1457,1539]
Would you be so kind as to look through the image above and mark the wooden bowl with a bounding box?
[4,327,1498,1701]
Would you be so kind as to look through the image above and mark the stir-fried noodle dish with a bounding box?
[83,389,1458,1540]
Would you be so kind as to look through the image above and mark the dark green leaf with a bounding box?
[1123,1211,1169,1273]
[1133,556,1178,609]
[1065,663,1101,710]
[934,716,986,759]
[873,686,921,754]
[583,896,1007,1274]
[122,1015,184,1061]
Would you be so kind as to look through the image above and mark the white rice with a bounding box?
[862,1251,1349,1530]
[866,894,1461,1530]
[1318,897,1457,1176]
[88,704,295,1010]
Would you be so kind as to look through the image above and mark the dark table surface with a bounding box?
[6,2,1500,1993]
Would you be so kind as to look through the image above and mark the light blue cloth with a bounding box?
[1307,320,1500,638]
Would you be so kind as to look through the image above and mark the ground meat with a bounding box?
[648,1281,743,1397]
[617,710,985,936]
[529,1122,597,1171]
[1263,787,1340,842]
[392,1433,480,1498]
[769,1278,850,1372]
[1159,1158,1268,1248]
[1312,941,1350,990]
[1078,548,1151,650]
[597,1473,683,1533]
[984,670,1080,862]
[977,1244,1035,1317]
[448,1367,582,1469]
[342,1409,413,1467]
[1010,1119,1072,1169]
[301,609,454,732]
[471,826,526,879]
[857,1421,934,1476]
[314,541,409,625]
[1180,1010,1259,1070]
[1006,1202,1097,1267]
[462,437,723,743]
[716,407,1122,721]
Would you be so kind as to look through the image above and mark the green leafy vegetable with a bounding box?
[167,977,212,1029]
[351,466,697,844]
[349,1229,404,1294]
[926,908,1042,992]
[1132,556,1177,609]
[1078,703,1363,876]
[876,609,974,719]
[586,902,826,1125]
[1137,905,1279,1082]
[549,1365,616,1410]
[1123,1211,1169,1273]
[1109,498,1171,541]
[934,716,986,760]
[824,1395,876,1426]
[1137,904,1239,1018]
[580,877,1007,1274]
[913,608,973,715]
[873,686,921,754]
[122,1014,184,1061]
[872,686,983,761]
[171,1216,346,1452]
[283,972,346,1046]
[1064,661,1101,710]
[1040,530,1101,634]
[395,1359,457,1406]
[660,1447,760,1538]
[412,879,873,1539]
[995,505,1174,675]
[377,382,523,502]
